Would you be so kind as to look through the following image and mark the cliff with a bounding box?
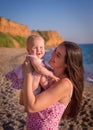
[46,31,63,46]
[0,17,64,47]
[0,17,31,37]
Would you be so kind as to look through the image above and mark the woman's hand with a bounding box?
[22,58,35,112]
[22,58,34,75]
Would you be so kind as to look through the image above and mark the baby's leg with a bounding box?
[40,76,49,89]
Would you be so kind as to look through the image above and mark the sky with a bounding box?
[0,0,93,43]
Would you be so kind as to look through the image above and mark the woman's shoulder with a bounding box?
[59,77,73,91]
[59,78,73,105]
[61,77,72,85]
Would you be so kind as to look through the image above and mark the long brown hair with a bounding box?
[62,41,84,120]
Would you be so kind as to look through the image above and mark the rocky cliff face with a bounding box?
[0,17,31,37]
[0,17,64,46]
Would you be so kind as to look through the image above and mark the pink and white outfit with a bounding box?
[26,102,67,130]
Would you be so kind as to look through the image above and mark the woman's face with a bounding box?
[49,44,67,69]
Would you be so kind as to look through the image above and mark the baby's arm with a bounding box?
[27,55,59,81]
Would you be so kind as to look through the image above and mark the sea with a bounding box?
[44,43,93,84]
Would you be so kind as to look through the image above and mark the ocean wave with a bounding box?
[87,77,93,83]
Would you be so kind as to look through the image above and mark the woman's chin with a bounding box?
[48,61,53,68]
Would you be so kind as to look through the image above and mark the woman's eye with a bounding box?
[56,54,60,57]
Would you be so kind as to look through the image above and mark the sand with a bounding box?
[0,48,93,130]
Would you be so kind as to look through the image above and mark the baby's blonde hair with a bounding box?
[26,34,44,46]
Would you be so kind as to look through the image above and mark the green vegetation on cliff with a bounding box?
[11,35,26,47]
[0,32,14,47]
[0,32,26,47]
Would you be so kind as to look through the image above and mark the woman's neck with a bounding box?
[54,68,66,79]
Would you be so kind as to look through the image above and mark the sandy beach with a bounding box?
[0,48,93,130]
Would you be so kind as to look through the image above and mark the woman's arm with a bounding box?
[22,60,72,113]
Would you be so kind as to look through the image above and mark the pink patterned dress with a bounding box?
[26,102,67,130]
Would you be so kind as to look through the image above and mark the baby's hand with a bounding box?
[53,76,60,82]
[48,76,60,86]
[51,74,60,82]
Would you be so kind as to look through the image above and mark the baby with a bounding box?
[5,35,59,96]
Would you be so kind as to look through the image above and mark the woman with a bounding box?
[22,41,84,130]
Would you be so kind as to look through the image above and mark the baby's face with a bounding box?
[27,39,45,59]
